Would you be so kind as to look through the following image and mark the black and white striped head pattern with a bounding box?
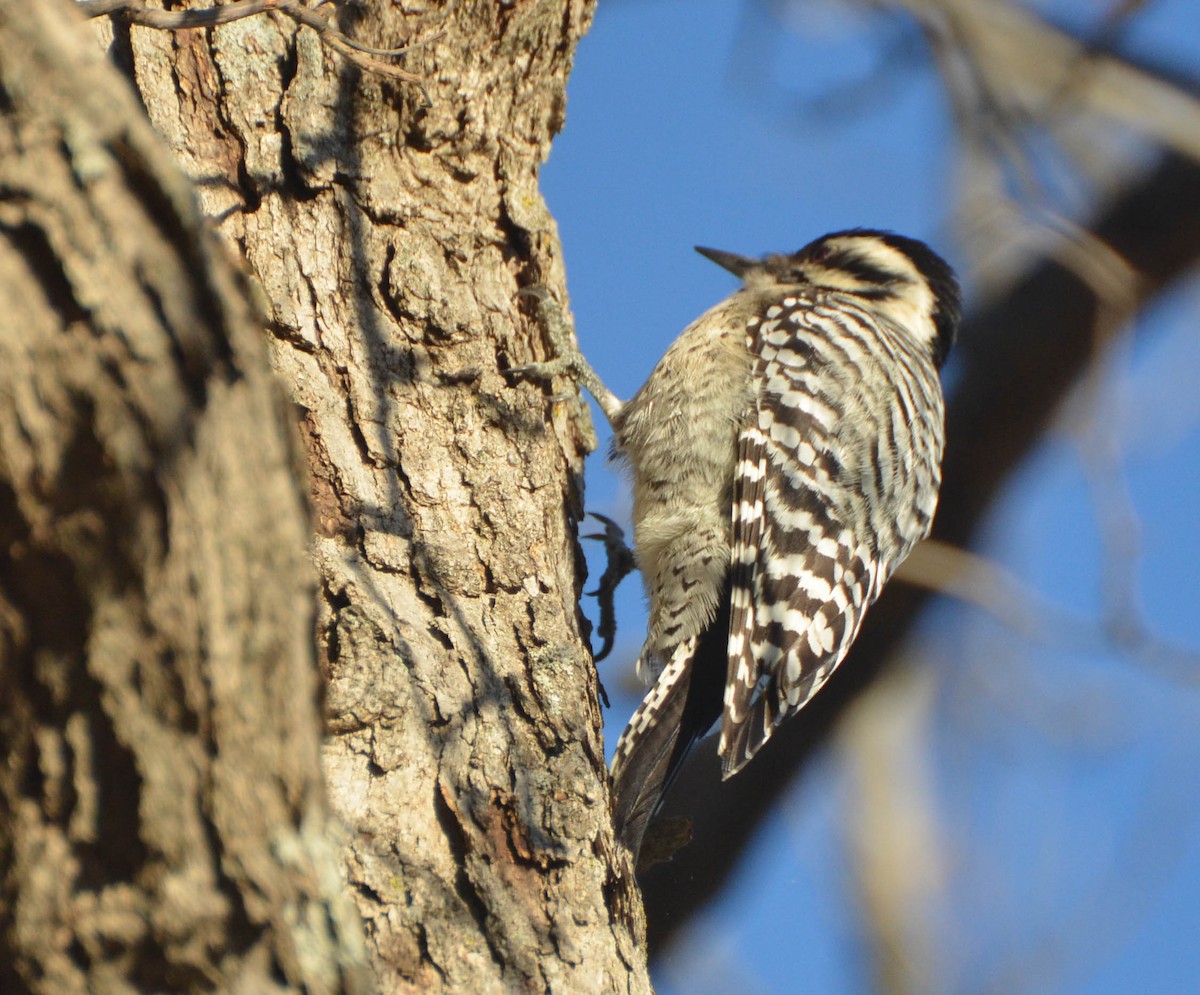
[697,229,959,368]
[701,230,960,777]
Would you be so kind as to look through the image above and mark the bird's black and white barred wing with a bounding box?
[718,300,893,778]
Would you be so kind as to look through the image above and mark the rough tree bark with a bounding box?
[14,0,644,991]
[0,3,365,991]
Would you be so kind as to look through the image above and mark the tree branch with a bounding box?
[79,0,430,91]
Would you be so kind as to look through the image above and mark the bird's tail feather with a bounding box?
[610,593,731,859]
[610,645,693,857]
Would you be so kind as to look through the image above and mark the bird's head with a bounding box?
[696,229,961,367]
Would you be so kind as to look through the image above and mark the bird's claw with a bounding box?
[583,512,637,662]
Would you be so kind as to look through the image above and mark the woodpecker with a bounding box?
[517,230,960,860]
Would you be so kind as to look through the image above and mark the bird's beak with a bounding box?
[694,246,757,278]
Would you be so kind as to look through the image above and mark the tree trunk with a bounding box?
[0,2,366,991]
[22,0,646,991]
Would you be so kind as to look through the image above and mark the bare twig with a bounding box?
[838,664,942,995]
[334,27,444,60]
[79,0,431,94]
[280,1,426,87]
[898,0,1200,162]
[897,540,1200,684]
[80,0,283,28]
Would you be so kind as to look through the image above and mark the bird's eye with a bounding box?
[810,245,832,263]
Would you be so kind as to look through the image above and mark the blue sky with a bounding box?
[541,1,1200,992]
